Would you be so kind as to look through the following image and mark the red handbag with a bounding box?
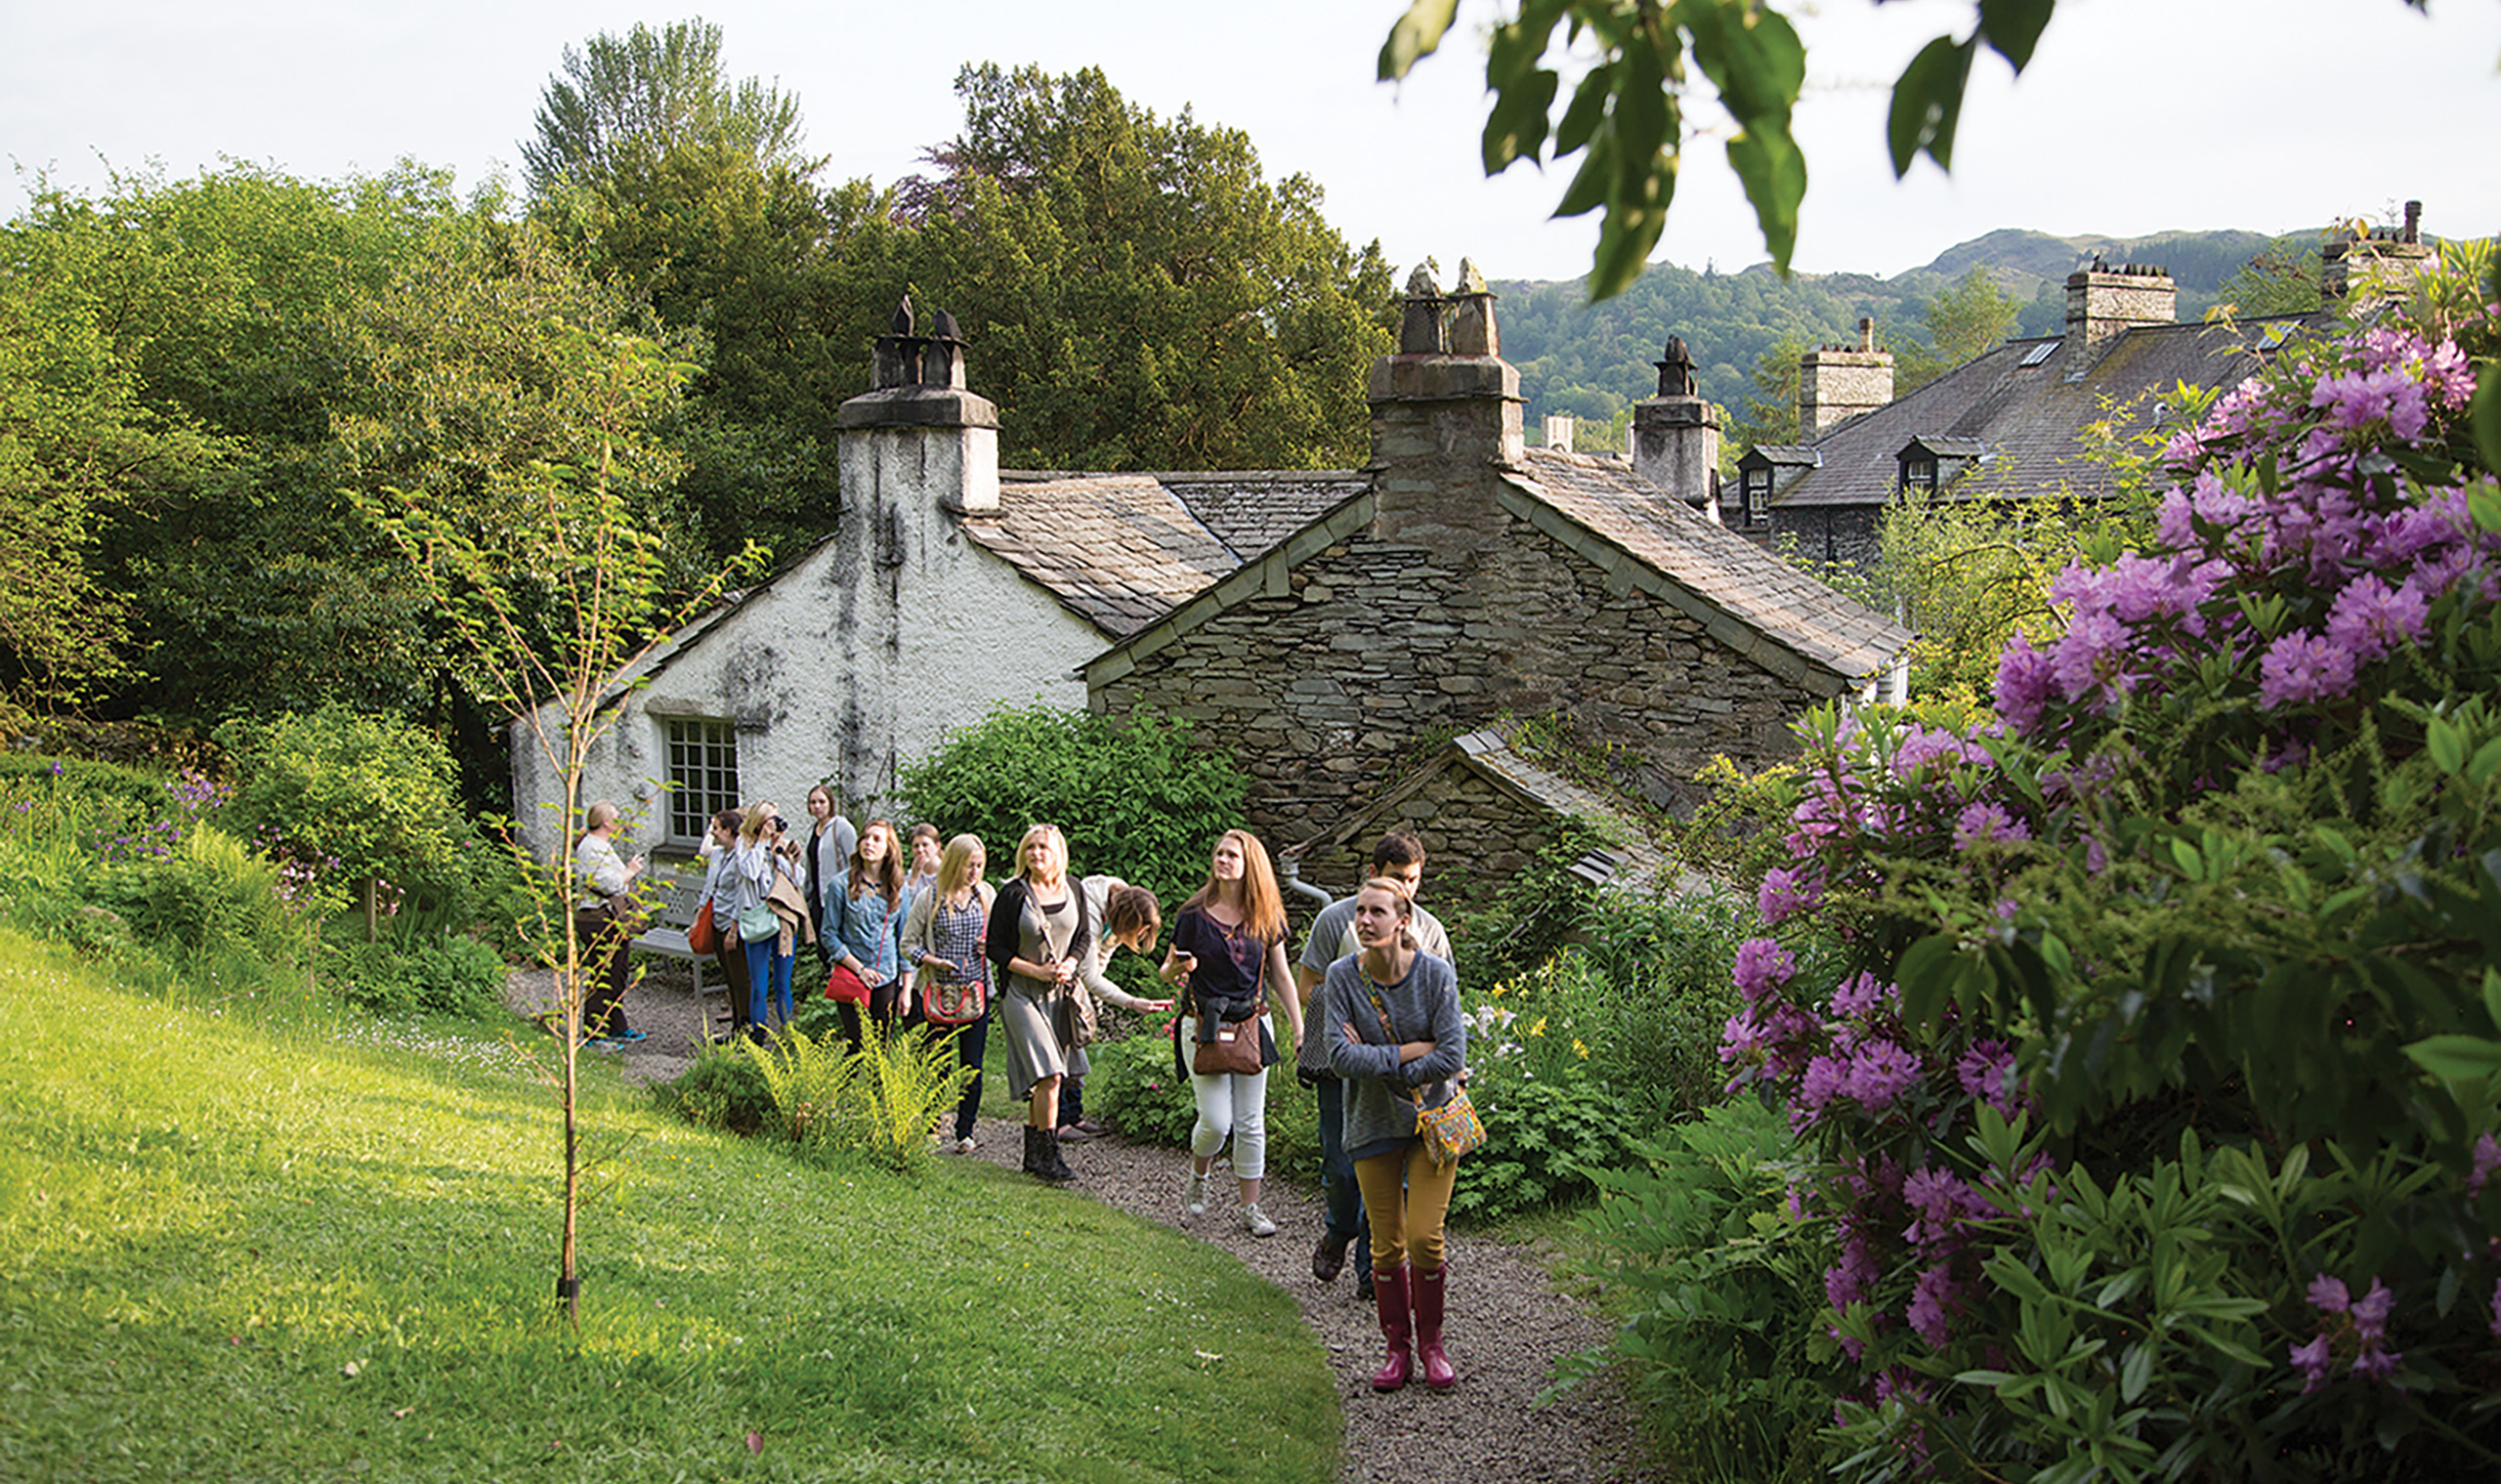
[687,901,720,955]
[825,962,870,1006]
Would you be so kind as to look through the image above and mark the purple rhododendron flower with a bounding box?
[1757,866,1818,926]
[1994,638,2057,738]
[1907,1264,1967,1347]
[2323,574,2429,663]
[2351,1346,2402,1383]
[1732,938,1797,1003]
[2468,1132,2500,1197]
[2308,1274,2352,1315]
[2258,631,2359,708]
[1952,801,2030,851]
[1798,1053,1851,1123]
[1830,972,1896,1021]
[1900,1166,1987,1249]
[2489,1277,2501,1340]
[1826,1230,1877,1310]
[1956,1039,2017,1117]
[2289,1333,2334,1393]
[1847,1040,1925,1114]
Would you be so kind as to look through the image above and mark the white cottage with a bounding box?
[512,302,1359,859]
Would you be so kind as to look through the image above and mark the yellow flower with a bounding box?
[1572,1039,1589,1059]
[1530,1016,1547,1037]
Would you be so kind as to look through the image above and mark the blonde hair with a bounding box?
[1015,823,1069,885]
[1186,828,1287,944]
[937,833,987,900]
[739,801,777,844]
[583,800,620,832]
[1357,875,1420,951]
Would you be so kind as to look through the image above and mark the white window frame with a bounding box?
[662,718,741,844]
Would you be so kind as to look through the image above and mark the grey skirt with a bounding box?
[999,978,1088,1103]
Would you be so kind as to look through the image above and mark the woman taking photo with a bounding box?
[734,802,806,1039]
[827,819,909,1051]
[983,824,1092,1183]
[695,806,754,1042]
[1324,878,1467,1392]
[1159,828,1302,1237]
[899,833,996,1153]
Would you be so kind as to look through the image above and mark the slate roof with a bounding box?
[1155,470,1372,560]
[1770,312,2328,509]
[969,474,1241,638]
[1506,446,1916,686]
[1286,724,1689,897]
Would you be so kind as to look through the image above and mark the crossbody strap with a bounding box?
[1358,974,1420,1107]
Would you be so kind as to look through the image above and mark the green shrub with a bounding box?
[1558,1098,1837,1484]
[1073,1025,1196,1145]
[218,705,482,937]
[896,704,1247,911]
[328,933,506,1017]
[654,1046,774,1137]
[104,824,293,957]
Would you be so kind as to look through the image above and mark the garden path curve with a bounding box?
[514,967,1657,1483]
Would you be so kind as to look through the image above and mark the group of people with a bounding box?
[572,802,1469,1393]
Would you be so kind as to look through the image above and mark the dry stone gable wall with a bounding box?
[1093,510,1814,848]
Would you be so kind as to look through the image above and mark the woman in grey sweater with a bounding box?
[1323,878,1467,1392]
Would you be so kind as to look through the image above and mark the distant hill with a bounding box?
[1495,225,2310,442]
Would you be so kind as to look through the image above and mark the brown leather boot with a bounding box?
[1370,1264,1412,1391]
[1412,1262,1455,1390]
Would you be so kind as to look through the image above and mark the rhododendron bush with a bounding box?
[1715,259,2501,1480]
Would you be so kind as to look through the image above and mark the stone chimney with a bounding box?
[831,298,1002,797]
[836,296,1000,514]
[1368,260,1524,557]
[2062,263,2175,379]
[1797,318,1893,437]
[1543,413,1577,451]
[2323,200,2435,305]
[1631,336,1720,518]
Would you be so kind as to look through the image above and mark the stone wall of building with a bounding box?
[1092,511,1817,850]
[1773,503,1884,575]
[1293,769,1558,916]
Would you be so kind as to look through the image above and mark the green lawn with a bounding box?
[0,930,1337,1482]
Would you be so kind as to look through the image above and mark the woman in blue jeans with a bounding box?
[734,801,803,1039]
[827,819,908,1050]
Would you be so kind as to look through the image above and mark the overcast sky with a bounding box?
[4,0,2496,282]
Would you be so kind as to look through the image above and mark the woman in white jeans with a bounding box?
[1159,828,1303,1235]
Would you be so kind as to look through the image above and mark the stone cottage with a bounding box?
[1724,207,2442,573]
[1082,264,1913,868]
[517,270,1914,891]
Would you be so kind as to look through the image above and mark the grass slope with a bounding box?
[0,932,1336,1482]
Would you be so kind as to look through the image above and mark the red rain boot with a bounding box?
[1412,1262,1456,1390]
[1370,1264,1412,1392]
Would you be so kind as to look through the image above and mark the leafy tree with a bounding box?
[0,197,221,720]
[1720,330,1808,461]
[893,64,1395,471]
[521,20,814,197]
[2215,239,2325,318]
[5,165,462,728]
[524,21,850,567]
[1923,263,2018,366]
[349,211,759,1329]
[1380,0,2437,297]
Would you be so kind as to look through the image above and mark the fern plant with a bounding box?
[741,1026,858,1146]
[842,1018,975,1174]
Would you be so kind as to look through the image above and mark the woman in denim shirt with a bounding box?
[827,819,908,1050]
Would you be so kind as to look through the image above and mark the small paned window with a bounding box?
[1903,457,1938,494]
[664,719,740,842]
[1743,468,1772,525]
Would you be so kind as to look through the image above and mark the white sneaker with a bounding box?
[1184,1171,1208,1217]
[1244,1203,1278,1238]
[954,1137,977,1155]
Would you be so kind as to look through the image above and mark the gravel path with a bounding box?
[507,965,1658,1483]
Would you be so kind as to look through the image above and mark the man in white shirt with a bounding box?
[571,800,648,1045]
